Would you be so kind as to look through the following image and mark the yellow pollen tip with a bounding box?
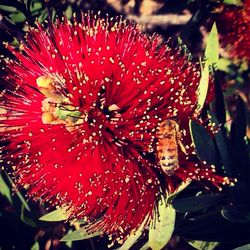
[108,104,120,112]
[42,112,55,124]
[36,76,55,89]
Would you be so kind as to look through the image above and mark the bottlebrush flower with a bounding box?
[216,0,250,62]
[0,13,232,243]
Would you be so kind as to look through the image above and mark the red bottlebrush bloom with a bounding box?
[216,0,250,62]
[0,13,231,243]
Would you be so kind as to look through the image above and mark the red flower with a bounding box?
[0,13,231,242]
[217,0,250,62]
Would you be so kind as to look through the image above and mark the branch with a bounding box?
[127,13,192,27]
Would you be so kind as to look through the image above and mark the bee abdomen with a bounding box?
[156,119,181,176]
[160,163,179,176]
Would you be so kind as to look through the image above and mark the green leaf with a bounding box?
[223,0,243,6]
[221,204,250,223]
[118,216,148,250]
[172,194,223,213]
[30,1,43,13]
[233,244,250,250]
[212,75,226,126]
[195,23,219,116]
[20,204,37,228]
[189,120,219,165]
[230,97,249,178]
[37,9,47,24]
[205,23,219,66]
[139,242,149,250]
[39,207,69,221]
[167,181,191,204]
[5,173,31,211]
[31,241,40,250]
[148,203,175,250]
[65,240,73,248]
[208,112,232,176]
[12,38,21,48]
[0,5,17,12]
[188,240,219,250]
[177,212,250,242]
[0,173,13,204]
[9,11,26,23]
[60,229,101,242]
[65,5,73,20]
[51,8,56,21]
[177,37,192,60]
[195,61,209,116]
[217,58,231,73]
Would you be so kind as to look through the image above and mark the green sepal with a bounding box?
[60,228,101,242]
[39,207,69,221]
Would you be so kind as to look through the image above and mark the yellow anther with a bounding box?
[108,104,120,112]
[36,76,55,89]
[42,112,55,124]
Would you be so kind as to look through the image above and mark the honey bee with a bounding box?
[156,119,187,176]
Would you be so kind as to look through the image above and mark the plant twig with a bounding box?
[127,13,192,27]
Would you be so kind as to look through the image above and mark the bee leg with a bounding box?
[179,141,187,155]
[177,132,188,155]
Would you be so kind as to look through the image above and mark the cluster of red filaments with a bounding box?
[0,13,234,243]
[217,0,250,62]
